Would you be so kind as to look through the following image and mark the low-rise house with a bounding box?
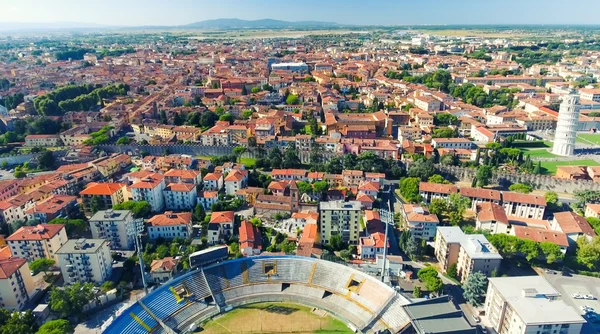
[163,183,197,211]
[146,212,192,240]
[419,182,458,203]
[358,181,380,198]
[25,195,77,223]
[431,138,474,150]
[56,239,113,285]
[359,232,389,260]
[198,191,219,210]
[202,172,223,191]
[342,170,364,187]
[402,204,440,241]
[550,211,596,248]
[511,226,569,254]
[150,257,178,284]
[475,202,510,234]
[555,166,589,180]
[271,169,308,181]
[207,211,235,244]
[239,220,262,257]
[24,134,62,147]
[224,170,247,195]
[584,203,600,219]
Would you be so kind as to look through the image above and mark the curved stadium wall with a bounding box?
[103,255,411,334]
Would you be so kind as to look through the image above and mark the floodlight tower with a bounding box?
[126,218,148,294]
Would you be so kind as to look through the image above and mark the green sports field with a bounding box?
[576,133,600,146]
[198,302,353,334]
[540,159,600,175]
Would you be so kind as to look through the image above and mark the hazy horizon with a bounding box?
[1,0,600,27]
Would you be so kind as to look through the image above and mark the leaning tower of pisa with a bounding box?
[552,95,581,157]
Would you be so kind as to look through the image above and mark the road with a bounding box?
[381,183,401,256]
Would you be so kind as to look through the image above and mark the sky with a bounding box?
[1,0,600,26]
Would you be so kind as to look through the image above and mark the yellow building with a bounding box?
[0,257,35,310]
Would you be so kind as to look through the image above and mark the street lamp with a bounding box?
[126,218,148,293]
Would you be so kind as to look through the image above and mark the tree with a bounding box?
[219,113,234,124]
[329,235,344,251]
[283,145,301,168]
[13,170,26,178]
[447,263,458,279]
[463,271,488,306]
[1,310,37,334]
[447,194,471,226]
[200,111,218,128]
[233,146,247,163]
[539,242,564,264]
[250,217,262,228]
[417,266,443,293]
[427,174,448,184]
[116,136,131,145]
[296,181,312,195]
[313,181,329,199]
[29,258,55,276]
[576,236,600,270]
[509,183,532,193]
[112,201,152,217]
[100,281,115,293]
[400,177,422,203]
[193,204,206,223]
[439,153,458,166]
[36,319,73,334]
[89,195,105,213]
[533,161,542,174]
[38,151,56,170]
[281,239,297,254]
[286,94,299,105]
[476,165,493,187]
[413,286,423,298]
[49,282,95,318]
[48,218,87,238]
[408,159,435,181]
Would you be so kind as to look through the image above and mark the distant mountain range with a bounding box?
[181,18,342,29]
[0,18,343,32]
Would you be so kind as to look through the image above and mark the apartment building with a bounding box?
[80,182,129,210]
[163,183,197,211]
[164,169,202,185]
[434,226,502,283]
[485,277,585,334]
[0,257,35,311]
[89,210,135,250]
[24,134,62,147]
[130,173,166,212]
[431,138,474,150]
[358,232,388,259]
[56,239,113,285]
[25,195,77,223]
[502,192,546,220]
[7,224,67,262]
[580,88,600,102]
[402,204,440,241]
[207,211,235,245]
[319,200,362,245]
[147,212,192,240]
[550,211,596,248]
[460,187,502,211]
[224,170,247,196]
[419,182,459,203]
[476,202,510,234]
[202,172,224,191]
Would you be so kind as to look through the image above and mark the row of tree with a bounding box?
[34,83,129,116]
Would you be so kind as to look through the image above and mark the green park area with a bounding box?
[540,159,599,175]
[576,133,600,146]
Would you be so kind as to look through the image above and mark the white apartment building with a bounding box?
[130,173,165,212]
[56,239,113,285]
[485,277,585,334]
[579,88,600,102]
[147,212,192,240]
[431,138,474,149]
[7,224,68,262]
[476,202,510,235]
[198,191,219,211]
[0,257,35,311]
[89,210,135,250]
[163,183,197,211]
[434,226,502,283]
[224,170,247,196]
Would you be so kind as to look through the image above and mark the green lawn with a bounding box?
[522,148,558,159]
[240,157,256,168]
[576,133,600,145]
[540,159,600,175]
[199,302,353,334]
[512,140,552,149]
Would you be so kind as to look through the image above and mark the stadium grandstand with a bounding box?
[103,256,412,334]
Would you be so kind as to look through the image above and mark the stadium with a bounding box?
[104,256,412,333]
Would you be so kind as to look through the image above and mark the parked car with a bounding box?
[584,294,596,300]
[572,293,583,299]
[472,315,481,323]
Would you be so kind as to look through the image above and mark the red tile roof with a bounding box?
[419,182,458,194]
[0,257,27,279]
[477,202,509,225]
[513,226,569,247]
[80,182,125,196]
[164,183,196,192]
[460,187,502,201]
[553,211,596,237]
[502,192,546,206]
[6,224,64,241]
[147,212,191,226]
[210,211,235,224]
[150,257,178,273]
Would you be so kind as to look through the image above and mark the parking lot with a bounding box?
[543,272,600,331]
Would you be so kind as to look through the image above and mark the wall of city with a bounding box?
[98,144,241,157]
[435,164,600,193]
